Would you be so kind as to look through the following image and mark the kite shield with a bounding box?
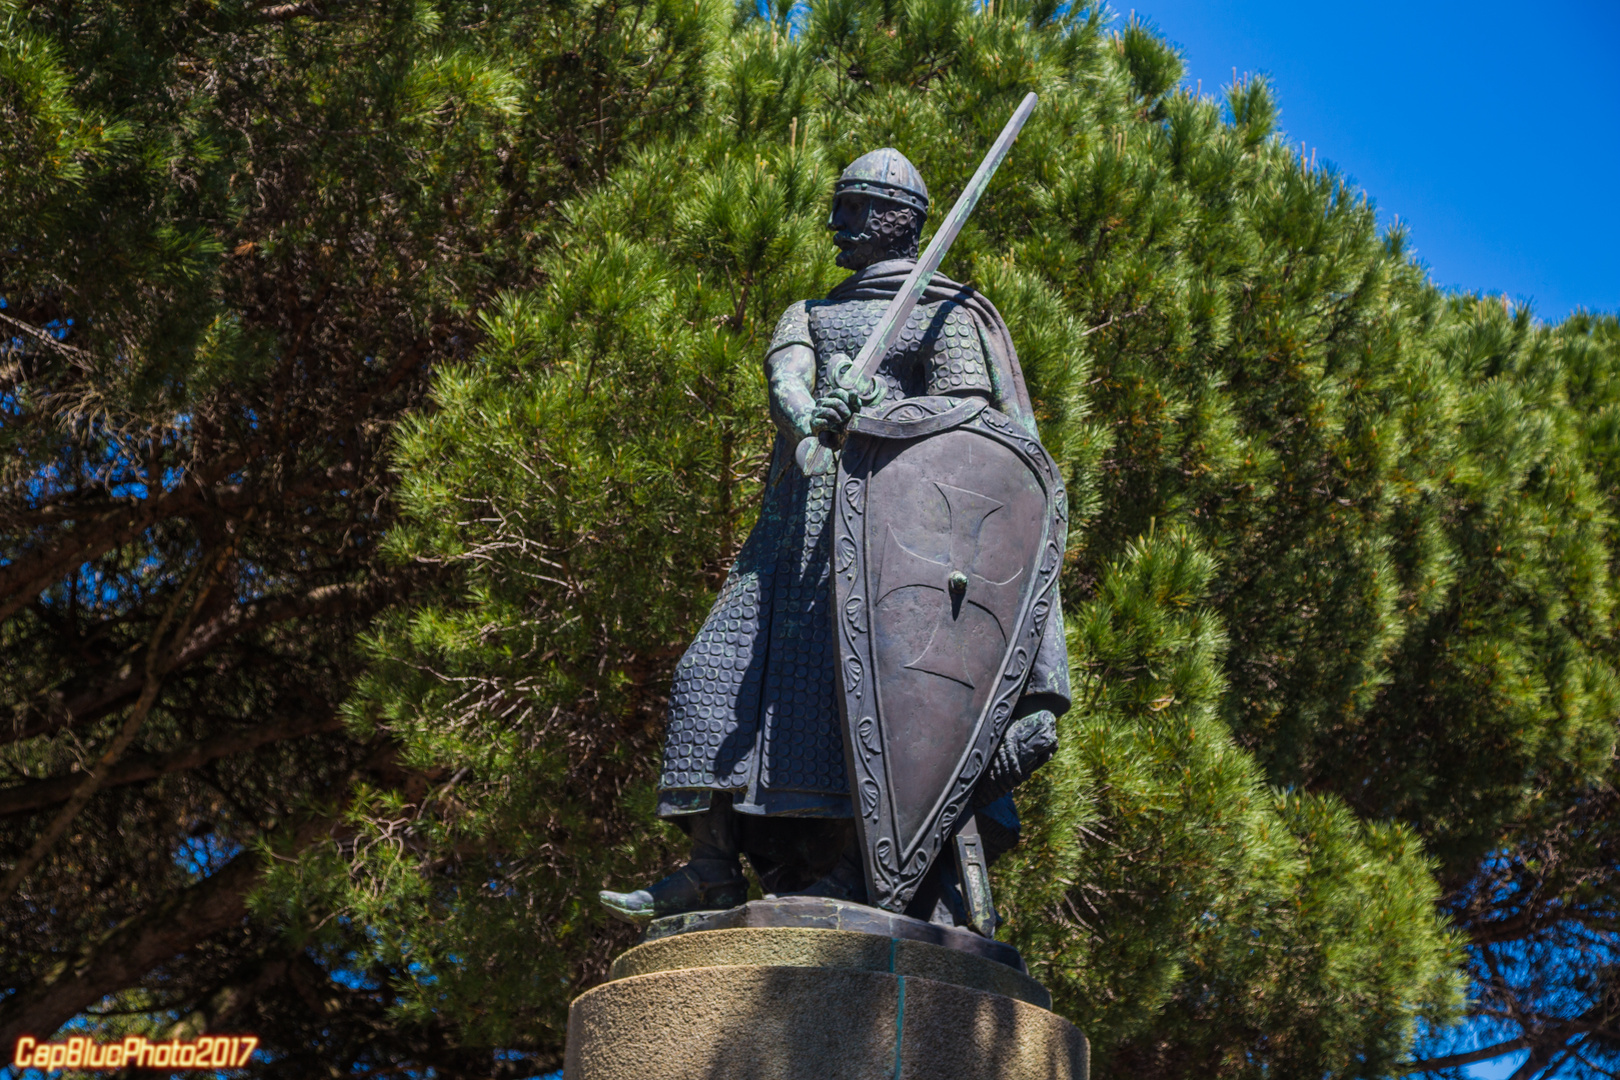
[832,395,1067,913]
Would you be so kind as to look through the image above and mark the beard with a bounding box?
[833,204,923,269]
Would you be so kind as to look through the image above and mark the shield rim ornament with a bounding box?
[832,395,1067,913]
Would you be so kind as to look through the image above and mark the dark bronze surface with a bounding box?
[833,396,1067,912]
[642,896,1029,973]
[657,286,1016,820]
[616,141,1072,935]
[831,147,930,216]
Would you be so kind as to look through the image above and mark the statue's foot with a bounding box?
[599,859,747,927]
[790,848,868,905]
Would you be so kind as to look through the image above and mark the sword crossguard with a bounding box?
[830,353,887,409]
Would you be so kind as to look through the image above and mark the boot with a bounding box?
[599,802,747,926]
[791,840,868,904]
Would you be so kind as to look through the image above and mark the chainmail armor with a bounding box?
[658,291,996,816]
[834,204,923,270]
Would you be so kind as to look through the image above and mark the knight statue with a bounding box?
[600,142,1071,934]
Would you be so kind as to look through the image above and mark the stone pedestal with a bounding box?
[564,899,1087,1080]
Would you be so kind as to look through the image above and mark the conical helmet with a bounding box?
[833,147,929,215]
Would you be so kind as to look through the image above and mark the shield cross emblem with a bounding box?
[832,395,1066,913]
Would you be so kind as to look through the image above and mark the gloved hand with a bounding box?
[973,710,1058,808]
[810,386,862,437]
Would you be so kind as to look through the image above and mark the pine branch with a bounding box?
[1401,1037,1531,1074]
[0,310,95,363]
[0,548,225,902]
[6,576,401,745]
[0,479,222,627]
[254,1,324,21]
[0,708,344,817]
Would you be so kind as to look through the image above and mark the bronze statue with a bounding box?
[602,103,1069,934]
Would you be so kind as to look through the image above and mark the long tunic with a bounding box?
[657,261,1071,819]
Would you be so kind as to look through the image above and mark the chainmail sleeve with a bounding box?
[768,301,812,356]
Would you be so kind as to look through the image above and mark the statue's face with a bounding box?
[828,191,923,270]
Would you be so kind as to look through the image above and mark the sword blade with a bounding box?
[847,91,1038,387]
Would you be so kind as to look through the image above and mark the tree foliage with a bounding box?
[3,2,1618,1078]
[0,0,708,1073]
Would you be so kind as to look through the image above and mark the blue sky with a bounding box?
[1133,0,1620,323]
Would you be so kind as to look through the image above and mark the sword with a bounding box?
[796,91,1039,476]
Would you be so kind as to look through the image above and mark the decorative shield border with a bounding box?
[833,396,1068,913]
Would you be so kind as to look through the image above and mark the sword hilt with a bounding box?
[795,433,840,476]
[795,353,885,476]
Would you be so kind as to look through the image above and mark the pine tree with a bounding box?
[0,0,711,1072]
